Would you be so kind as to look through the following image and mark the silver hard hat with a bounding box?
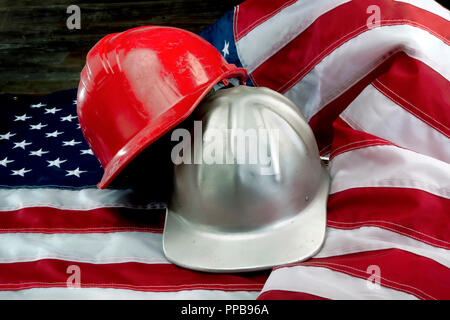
[163,86,329,272]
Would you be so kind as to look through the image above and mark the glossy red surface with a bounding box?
[77,26,247,188]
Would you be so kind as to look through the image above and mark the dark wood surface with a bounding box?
[0,0,241,94]
[0,0,448,95]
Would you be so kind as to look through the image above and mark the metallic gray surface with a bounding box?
[163,86,330,272]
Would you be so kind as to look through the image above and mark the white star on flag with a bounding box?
[62,139,81,146]
[222,40,230,58]
[14,114,32,122]
[76,124,81,129]
[80,149,94,155]
[66,167,86,178]
[44,107,62,114]
[0,132,16,140]
[45,130,63,138]
[29,123,48,130]
[73,100,77,105]
[13,140,32,150]
[0,157,14,167]
[60,114,78,122]
[30,103,46,108]
[11,168,31,177]
[29,149,49,157]
[47,158,66,168]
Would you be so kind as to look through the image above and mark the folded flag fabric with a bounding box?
[0,0,449,299]
[201,0,449,299]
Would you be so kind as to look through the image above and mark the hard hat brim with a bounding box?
[96,68,247,189]
[163,165,330,273]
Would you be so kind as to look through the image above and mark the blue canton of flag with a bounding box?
[0,89,102,188]
[200,9,254,86]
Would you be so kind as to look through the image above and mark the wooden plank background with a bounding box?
[0,0,241,94]
[0,0,448,94]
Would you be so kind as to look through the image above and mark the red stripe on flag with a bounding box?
[258,290,328,300]
[0,207,165,234]
[234,0,297,41]
[0,259,269,292]
[372,58,450,138]
[327,188,450,249]
[274,249,450,300]
[309,52,401,155]
[250,0,449,93]
[329,117,393,160]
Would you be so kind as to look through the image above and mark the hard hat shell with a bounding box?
[77,26,247,189]
[163,86,330,272]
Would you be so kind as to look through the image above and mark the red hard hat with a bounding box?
[77,26,247,189]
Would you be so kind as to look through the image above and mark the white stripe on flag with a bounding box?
[340,84,450,163]
[260,264,417,300]
[284,24,450,121]
[330,144,450,199]
[235,0,351,73]
[0,188,165,211]
[317,227,450,267]
[0,232,168,264]
[0,288,259,300]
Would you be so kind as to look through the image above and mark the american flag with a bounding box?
[0,89,266,299]
[0,0,449,299]
[0,91,102,188]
